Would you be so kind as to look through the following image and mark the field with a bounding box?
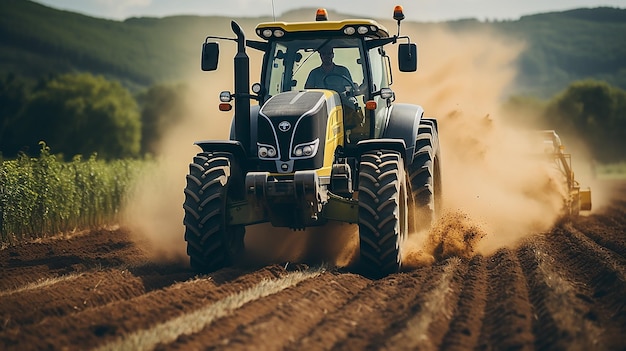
[0,180,624,350]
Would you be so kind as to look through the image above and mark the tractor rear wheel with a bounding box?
[183,152,245,274]
[358,150,408,278]
[408,119,442,233]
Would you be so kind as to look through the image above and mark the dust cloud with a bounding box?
[396,25,569,264]
[122,73,234,262]
[123,18,574,268]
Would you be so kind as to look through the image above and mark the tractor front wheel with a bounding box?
[183,152,245,274]
[358,150,408,278]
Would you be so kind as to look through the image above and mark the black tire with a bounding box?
[183,152,245,274]
[358,150,409,278]
[408,120,442,233]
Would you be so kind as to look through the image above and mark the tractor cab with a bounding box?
[201,7,417,147]
[254,12,416,144]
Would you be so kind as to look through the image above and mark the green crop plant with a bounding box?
[0,142,144,245]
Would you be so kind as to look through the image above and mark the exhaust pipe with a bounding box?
[231,21,251,156]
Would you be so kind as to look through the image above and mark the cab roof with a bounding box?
[255,19,390,40]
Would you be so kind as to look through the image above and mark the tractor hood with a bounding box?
[256,90,342,174]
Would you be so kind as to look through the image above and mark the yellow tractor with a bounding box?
[184,7,442,277]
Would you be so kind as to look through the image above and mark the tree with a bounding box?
[13,73,141,159]
[544,80,626,162]
[0,74,33,156]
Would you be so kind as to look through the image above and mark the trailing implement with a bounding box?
[184,6,442,277]
[538,130,592,216]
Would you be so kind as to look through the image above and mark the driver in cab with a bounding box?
[305,45,366,139]
[304,46,353,92]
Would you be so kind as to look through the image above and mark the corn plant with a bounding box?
[0,143,144,245]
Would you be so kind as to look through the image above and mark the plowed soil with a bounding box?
[2,181,625,351]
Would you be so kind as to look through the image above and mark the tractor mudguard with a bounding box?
[194,140,247,163]
[381,103,425,164]
[356,139,407,160]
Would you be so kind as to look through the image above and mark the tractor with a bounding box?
[183,6,442,277]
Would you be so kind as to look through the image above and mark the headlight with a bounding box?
[292,139,319,159]
[258,143,278,159]
[303,145,313,156]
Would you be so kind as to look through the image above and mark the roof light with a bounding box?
[316,8,328,21]
[344,27,356,35]
[262,29,272,38]
[393,5,405,21]
[273,29,284,38]
[357,26,369,35]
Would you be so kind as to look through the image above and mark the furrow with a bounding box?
[93,266,325,351]
[162,272,369,350]
[286,266,434,350]
[518,236,603,350]
[439,255,488,351]
[477,248,534,350]
[543,225,626,350]
[383,257,464,350]
[572,211,626,258]
[0,227,146,291]
[0,269,146,331]
[0,266,276,350]
[563,223,626,283]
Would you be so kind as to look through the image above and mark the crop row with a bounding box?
[0,143,144,245]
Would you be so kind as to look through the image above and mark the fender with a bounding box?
[193,140,247,163]
[356,139,407,161]
[381,103,424,163]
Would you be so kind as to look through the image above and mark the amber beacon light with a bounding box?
[393,5,405,21]
[316,8,328,21]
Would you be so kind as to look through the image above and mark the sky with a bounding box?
[33,0,626,22]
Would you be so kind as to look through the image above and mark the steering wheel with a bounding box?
[323,73,359,98]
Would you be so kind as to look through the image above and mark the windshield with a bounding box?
[264,38,366,98]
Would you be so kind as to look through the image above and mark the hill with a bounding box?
[1,0,625,97]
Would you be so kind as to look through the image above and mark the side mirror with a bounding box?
[201,42,219,71]
[398,43,417,72]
